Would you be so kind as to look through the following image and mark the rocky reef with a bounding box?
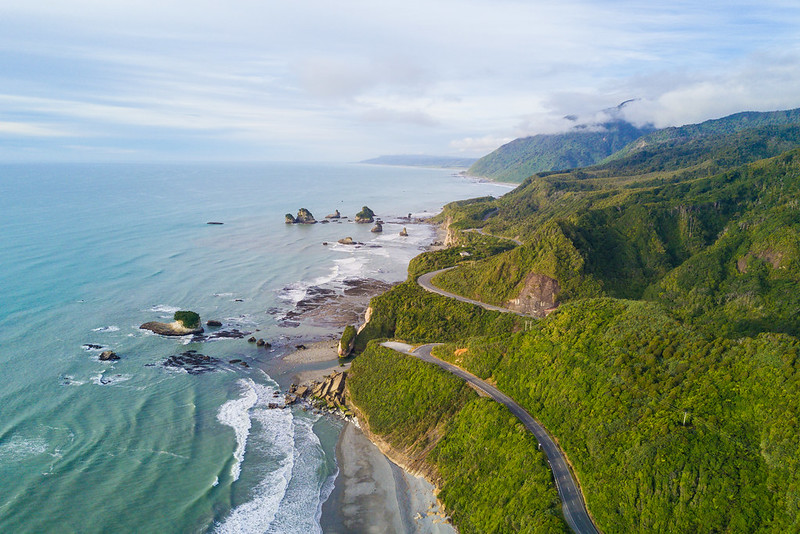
[140,310,204,336]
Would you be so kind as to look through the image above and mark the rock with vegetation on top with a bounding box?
[285,213,297,224]
[325,209,341,219]
[370,222,383,233]
[295,208,317,224]
[140,310,204,336]
[338,325,357,357]
[355,206,375,223]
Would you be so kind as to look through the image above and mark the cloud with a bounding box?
[449,135,515,155]
[0,121,70,137]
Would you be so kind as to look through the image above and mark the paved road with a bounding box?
[382,341,599,534]
[462,227,523,246]
[417,268,532,317]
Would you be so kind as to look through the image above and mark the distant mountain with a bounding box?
[361,155,477,168]
[468,118,653,183]
[469,106,800,183]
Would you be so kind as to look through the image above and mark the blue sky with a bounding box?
[1,0,800,162]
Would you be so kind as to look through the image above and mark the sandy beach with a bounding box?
[320,423,455,534]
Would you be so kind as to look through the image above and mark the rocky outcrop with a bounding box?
[355,206,375,223]
[339,325,356,357]
[443,216,460,247]
[285,213,297,224]
[206,320,222,327]
[356,306,373,334]
[290,371,348,408]
[370,222,383,233]
[99,350,119,361]
[326,209,341,219]
[140,321,204,336]
[399,227,408,236]
[505,273,560,317]
[295,208,317,224]
[338,236,355,245]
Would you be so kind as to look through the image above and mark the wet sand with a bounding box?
[320,423,455,534]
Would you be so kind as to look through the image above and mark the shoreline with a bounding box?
[277,220,457,533]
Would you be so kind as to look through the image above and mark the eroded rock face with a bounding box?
[506,273,560,317]
[140,321,204,336]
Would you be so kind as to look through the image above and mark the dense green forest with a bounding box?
[348,344,567,533]
[468,119,649,182]
[346,107,800,533]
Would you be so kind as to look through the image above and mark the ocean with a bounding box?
[0,162,511,533]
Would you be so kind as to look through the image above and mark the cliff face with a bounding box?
[505,273,560,316]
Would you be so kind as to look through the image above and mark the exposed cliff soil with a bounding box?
[505,272,560,317]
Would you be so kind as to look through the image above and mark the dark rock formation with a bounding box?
[206,221,224,225]
[248,336,257,343]
[295,208,317,224]
[285,213,297,224]
[355,206,375,223]
[370,223,383,233]
[83,344,104,350]
[99,350,120,361]
[163,350,219,374]
[325,209,341,219]
[140,321,204,336]
[206,320,222,327]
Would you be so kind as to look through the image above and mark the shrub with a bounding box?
[174,310,200,329]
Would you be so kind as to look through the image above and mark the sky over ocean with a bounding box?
[1,1,800,162]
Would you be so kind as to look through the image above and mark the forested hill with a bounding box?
[467,119,650,182]
[469,106,800,183]
[349,109,800,533]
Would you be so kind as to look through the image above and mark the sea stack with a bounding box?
[295,208,317,224]
[355,206,375,223]
[371,222,383,233]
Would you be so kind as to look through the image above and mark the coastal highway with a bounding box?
[417,268,531,317]
[382,341,599,534]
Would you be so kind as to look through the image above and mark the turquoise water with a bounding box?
[0,162,510,533]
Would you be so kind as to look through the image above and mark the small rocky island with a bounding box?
[140,310,204,336]
[355,206,375,223]
[285,208,317,224]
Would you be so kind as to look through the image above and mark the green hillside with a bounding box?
[348,109,800,533]
[468,119,649,182]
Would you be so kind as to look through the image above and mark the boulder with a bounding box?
[399,227,408,236]
[99,350,120,361]
[295,208,317,224]
[370,223,383,233]
[285,213,297,224]
[206,320,223,327]
[247,336,257,343]
[355,206,375,223]
[140,321,204,336]
[256,338,266,347]
[325,209,341,219]
[338,236,355,245]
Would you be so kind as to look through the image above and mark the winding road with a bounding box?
[382,341,599,534]
[417,268,532,317]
